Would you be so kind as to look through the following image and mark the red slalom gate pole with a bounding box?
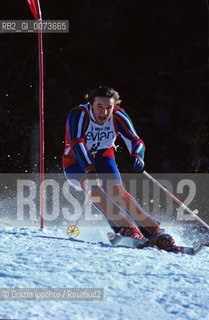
[27,0,45,228]
[38,17,45,229]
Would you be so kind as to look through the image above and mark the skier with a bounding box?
[63,86,182,252]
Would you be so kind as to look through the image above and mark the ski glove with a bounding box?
[131,155,144,173]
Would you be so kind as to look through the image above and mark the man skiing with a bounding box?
[63,86,182,252]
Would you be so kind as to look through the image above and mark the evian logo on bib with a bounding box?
[85,119,117,152]
[86,129,114,142]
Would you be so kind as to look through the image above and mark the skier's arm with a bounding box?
[67,107,95,173]
[113,108,145,160]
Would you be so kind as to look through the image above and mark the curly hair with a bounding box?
[85,86,122,106]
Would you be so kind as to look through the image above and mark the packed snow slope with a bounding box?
[0,225,209,320]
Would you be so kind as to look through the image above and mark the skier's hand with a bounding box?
[131,155,144,173]
[80,170,100,193]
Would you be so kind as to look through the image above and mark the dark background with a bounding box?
[1,0,208,173]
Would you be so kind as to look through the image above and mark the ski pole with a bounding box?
[143,170,209,230]
[71,190,91,233]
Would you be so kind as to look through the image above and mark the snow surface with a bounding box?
[0,223,209,320]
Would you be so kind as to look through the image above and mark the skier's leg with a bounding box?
[106,184,181,251]
[64,165,144,239]
[106,184,160,234]
[93,157,179,252]
[93,157,160,234]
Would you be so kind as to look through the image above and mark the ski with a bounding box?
[181,243,203,255]
[107,232,152,249]
[107,232,203,255]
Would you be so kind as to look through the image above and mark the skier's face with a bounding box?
[90,97,115,126]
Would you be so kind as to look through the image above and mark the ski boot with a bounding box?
[152,229,183,253]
